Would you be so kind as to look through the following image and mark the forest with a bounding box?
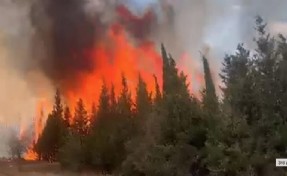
[16,17,287,176]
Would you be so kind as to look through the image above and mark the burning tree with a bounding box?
[34,90,65,161]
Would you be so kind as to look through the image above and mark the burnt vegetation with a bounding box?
[33,17,287,175]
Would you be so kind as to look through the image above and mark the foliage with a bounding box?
[35,17,287,175]
[35,89,65,161]
[59,134,86,171]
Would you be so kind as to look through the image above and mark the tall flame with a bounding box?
[64,24,163,110]
[23,100,47,161]
[21,21,203,161]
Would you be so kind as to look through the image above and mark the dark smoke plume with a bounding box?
[30,0,104,86]
[116,4,158,41]
[30,0,165,90]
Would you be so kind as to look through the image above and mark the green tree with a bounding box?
[110,84,117,116]
[124,45,208,176]
[153,74,162,105]
[60,99,90,169]
[201,55,218,113]
[90,80,120,172]
[220,43,262,124]
[59,134,85,171]
[121,74,153,175]
[63,105,71,128]
[72,98,89,136]
[203,17,287,176]
[97,80,110,122]
[135,74,152,120]
[36,89,64,161]
[90,77,134,173]
[89,102,97,130]
[118,74,133,119]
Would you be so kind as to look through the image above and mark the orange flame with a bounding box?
[23,148,38,161]
[23,100,48,161]
[21,21,203,160]
[64,24,163,110]
[178,52,204,98]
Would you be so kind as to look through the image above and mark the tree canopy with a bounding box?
[31,17,287,175]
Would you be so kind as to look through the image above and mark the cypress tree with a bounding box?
[118,74,133,119]
[201,55,218,113]
[135,74,151,119]
[153,74,162,105]
[161,44,169,96]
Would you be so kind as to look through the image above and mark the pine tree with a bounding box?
[73,99,89,136]
[89,102,97,129]
[90,81,117,171]
[135,74,151,119]
[249,17,286,175]
[97,80,110,120]
[118,74,133,119]
[53,89,64,119]
[202,55,218,113]
[161,43,169,96]
[35,89,64,161]
[106,74,134,170]
[153,74,162,105]
[205,18,286,175]
[219,44,262,124]
[277,34,287,122]
[63,105,71,128]
[59,101,91,170]
[110,84,117,116]
[90,77,135,172]
[121,74,160,176]
[159,46,195,145]
[135,45,208,175]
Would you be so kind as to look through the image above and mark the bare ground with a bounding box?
[0,160,110,176]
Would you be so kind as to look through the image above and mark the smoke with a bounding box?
[27,0,159,96]
[116,4,158,41]
[1,0,287,156]
[0,0,54,157]
[30,0,101,85]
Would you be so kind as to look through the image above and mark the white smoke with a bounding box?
[0,0,54,157]
[125,0,287,92]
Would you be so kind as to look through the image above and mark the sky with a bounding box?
[127,0,287,50]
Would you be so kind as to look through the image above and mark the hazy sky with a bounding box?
[126,0,287,50]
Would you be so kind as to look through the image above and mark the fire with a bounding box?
[22,100,48,161]
[34,107,44,143]
[19,5,204,160]
[178,53,204,98]
[20,23,202,160]
[23,148,38,161]
[64,23,163,110]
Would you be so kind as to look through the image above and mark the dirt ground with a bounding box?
[0,160,110,176]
